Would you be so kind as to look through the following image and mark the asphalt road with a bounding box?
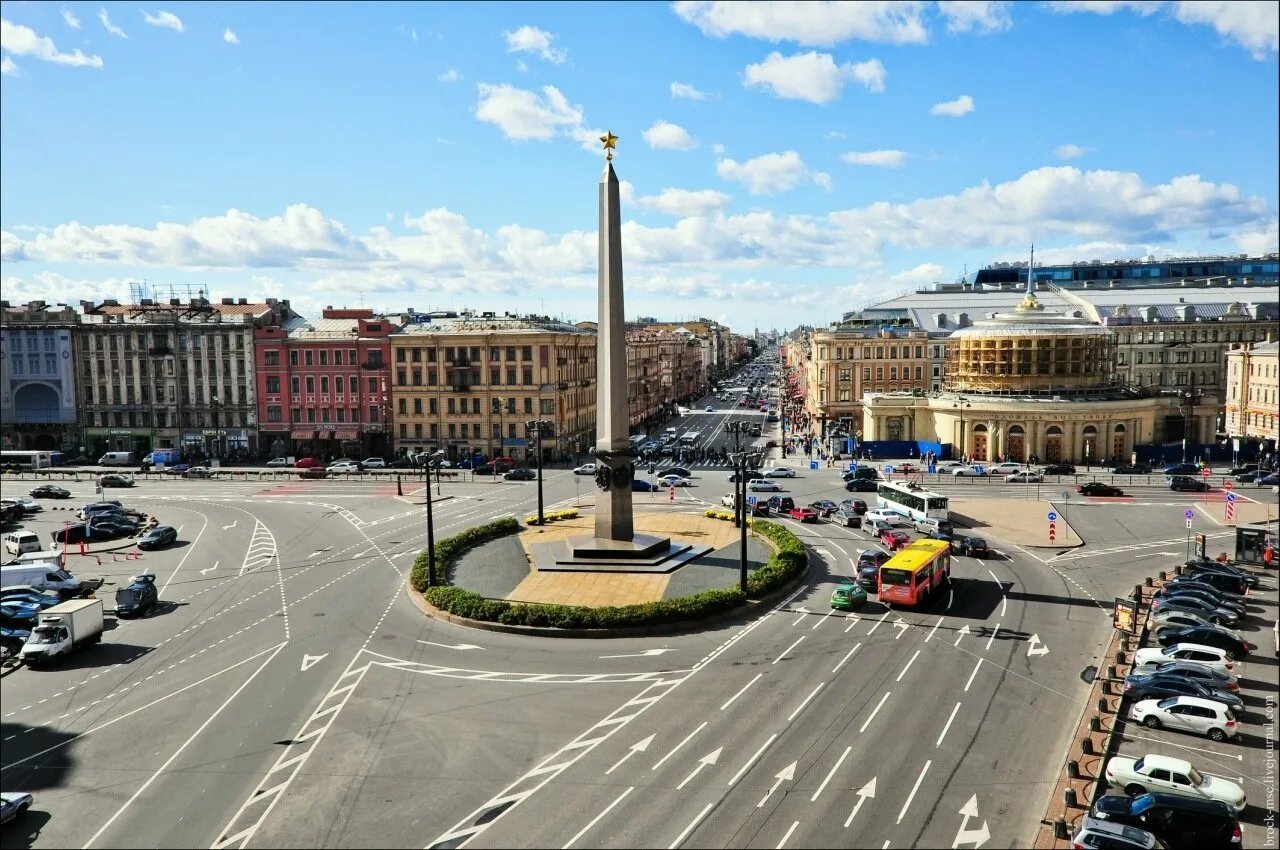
[1,402,1276,850]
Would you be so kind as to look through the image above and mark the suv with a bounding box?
[1090,792,1242,850]
[114,571,158,618]
[765,495,796,513]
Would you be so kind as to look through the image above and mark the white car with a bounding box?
[720,493,738,507]
[573,463,598,475]
[863,509,909,528]
[747,479,782,492]
[10,497,41,513]
[1133,643,1236,676]
[658,474,692,488]
[763,467,796,478]
[265,457,289,468]
[950,466,987,477]
[362,457,386,469]
[1128,696,1239,742]
[988,462,1023,475]
[327,462,359,474]
[1005,471,1043,483]
[1104,753,1245,812]
[935,460,966,470]
[677,407,691,415]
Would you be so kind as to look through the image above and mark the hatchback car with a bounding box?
[830,583,867,611]
[503,468,536,481]
[1090,792,1243,850]
[952,536,990,557]
[1079,482,1125,497]
[99,474,135,488]
[1128,696,1238,742]
[1133,644,1235,676]
[1122,673,1243,714]
[362,457,386,469]
[30,485,71,499]
[855,563,881,592]
[839,499,868,515]
[137,525,178,550]
[1155,626,1253,660]
[265,457,290,467]
[294,457,323,469]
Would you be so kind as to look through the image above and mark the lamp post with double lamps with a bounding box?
[952,396,971,463]
[424,449,445,587]
[724,421,751,527]
[526,419,554,525]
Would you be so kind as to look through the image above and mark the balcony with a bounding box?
[452,384,471,393]
[360,360,387,370]
[148,346,173,356]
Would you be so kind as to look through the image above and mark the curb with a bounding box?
[392,494,455,507]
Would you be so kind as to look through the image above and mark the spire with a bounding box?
[1027,243,1035,295]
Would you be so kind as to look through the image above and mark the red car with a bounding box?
[892,462,918,473]
[789,506,819,523]
[294,457,323,469]
[880,529,910,550]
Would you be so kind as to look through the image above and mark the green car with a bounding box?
[830,583,867,611]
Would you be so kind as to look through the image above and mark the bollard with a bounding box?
[1115,650,1126,665]
[1158,570,1167,582]
[1097,697,1109,713]
[1133,584,1143,601]
[1101,680,1111,695]
[1089,716,1101,733]
[1067,760,1080,779]
[1082,738,1095,756]
[397,475,403,496]
[1064,788,1078,809]
[1144,576,1153,587]
[1177,564,1186,576]
[1053,819,1069,840]
[1107,664,1117,679]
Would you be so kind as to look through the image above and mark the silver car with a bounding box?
[1071,816,1164,850]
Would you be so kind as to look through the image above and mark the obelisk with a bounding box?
[594,131,635,542]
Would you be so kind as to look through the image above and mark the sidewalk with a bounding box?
[948,497,1083,548]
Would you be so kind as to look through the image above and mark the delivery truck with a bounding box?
[19,597,104,665]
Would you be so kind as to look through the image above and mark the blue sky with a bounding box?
[2,1,1277,333]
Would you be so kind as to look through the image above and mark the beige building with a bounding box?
[1224,340,1279,447]
[389,313,597,463]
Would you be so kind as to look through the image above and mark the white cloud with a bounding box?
[0,19,104,68]
[670,81,706,99]
[438,67,461,82]
[929,94,974,116]
[568,125,609,155]
[712,143,726,154]
[1054,143,1090,160]
[637,188,731,217]
[142,10,185,33]
[515,59,529,73]
[618,180,636,204]
[811,171,833,191]
[716,150,826,195]
[841,149,908,168]
[672,0,930,46]
[61,7,81,29]
[1233,217,1279,256]
[1045,1,1164,15]
[937,1,1013,32]
[744,51,885,104]
[642,120,697,150]
[399,24,419,42]
[889,262,950,287]
[823,130,847,139]
[1172,1,1277,59]
[223,27,239,45]
[98,8,127,38]
[503,25,567,64]
[0,56,17,75]
[474,83,583,141]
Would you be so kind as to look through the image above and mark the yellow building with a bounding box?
[803,324,931,441]
[389,314,596,463]
[1225,340,1278,449]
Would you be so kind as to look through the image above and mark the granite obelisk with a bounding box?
[594,131,634,542]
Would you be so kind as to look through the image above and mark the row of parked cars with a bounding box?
[1074,557,1268,849]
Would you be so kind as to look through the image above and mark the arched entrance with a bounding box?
[1082,425,1099,466]
[1111,423,1126,464]
[1007,425,1025,463]
[1045,425,1063,462]
[971,423,989,463]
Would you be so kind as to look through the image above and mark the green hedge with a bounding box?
[410,516,521,590]
[745,520,807,596]
[424,585,747,629]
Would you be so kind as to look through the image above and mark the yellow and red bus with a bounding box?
[877,539,951,607]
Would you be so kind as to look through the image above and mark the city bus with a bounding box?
[878,539,951,607]
[0,450,53,471]
[679,431,701,446]
[876,481,948,523]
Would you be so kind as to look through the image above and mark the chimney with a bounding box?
[170,298,180,306]
[238,298,248,305]
[221,297,234,305]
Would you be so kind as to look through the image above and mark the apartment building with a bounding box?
[1225,340,1279,449]
[254,308,396,460]
[389,313,597,463]
[0,301,80,452]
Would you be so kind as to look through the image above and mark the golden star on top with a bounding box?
[600,131,618,161]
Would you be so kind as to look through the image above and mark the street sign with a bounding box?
[747,495,758,506]
[847,462,857,472]
[1201,468,1210,478]
[1224,481,1234,491]
[1186,519,1193,529]
[810,460,819,470]
[883,465,893,473]
[1184,509,1195,520]
[1225,492,1237,503]
[1112,597,1139,634]
[1047,511,1058,521]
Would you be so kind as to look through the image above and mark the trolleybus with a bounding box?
[875,480,948,523]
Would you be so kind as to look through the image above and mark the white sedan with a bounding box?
[658,474,693,487]
[763,467,797,478]
[950,466,987,477]
[1104,753,1245,811]
[573,463,598,475]
[327,462,360,474]
[988,462,1024,475]
[1005,471,1044,483]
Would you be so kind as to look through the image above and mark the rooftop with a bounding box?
[394,314,595,337]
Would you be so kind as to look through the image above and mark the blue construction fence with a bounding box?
[836,439,953,461]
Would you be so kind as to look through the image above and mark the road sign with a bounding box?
[747,495,758,506]
[810,460,819,470]
[1202,468,1211,477]
[847,462,857,471]
[1224,481,1234,491]
[1186,519,1193,529]
[884,465,894,473]
[668,486,676,502]
[1047,511,1058,521]
[1225,492,1237,503]
[1184,509,1195,519]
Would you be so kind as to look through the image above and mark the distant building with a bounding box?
[0,301,80,452]
[1224,340,1278,453]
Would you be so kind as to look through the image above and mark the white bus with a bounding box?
[876,481,948,523]
[0,450,53,471]
[679,431,701,446]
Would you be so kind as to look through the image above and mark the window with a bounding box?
[523,397,533,413]
[838,368,851,382]
[335,376,344,395]
[289,350,299,366]
[448,399,456,414]
[412,398,422,414]
[304,350,313,366]
[490,347,500,361]
[875,367,883,380]
[320,376,329,394]
[266,376,281,394]
[492,424,501,439]
[321,408,330,423]
[305,376,315,394]
[369,405,379,422]
[540,399,555,415]
[471,398,480,414]
[412,369,422,386]
[522,346,533,360]
[522,366,533,384]
[319,350,329,366]
[411,347,422,362]
[398,398,408,415]
[264,350,280,367]
[491,368,501,385]
[307,408,316,423]
[397,369,407,386]
[335,349,344,365]
[396,348,407,363]
[862,367,871,380]
[349,349,358,364]
[429,398,438,414]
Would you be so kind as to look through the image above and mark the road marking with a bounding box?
[676,747,721,790]
[859,691,891,733]
[772,636,805,664]
[605,736,654,775]
[720,673,763,710]
[925,617,944,642]
[892,618,910,639]
[417,640,484,651]
[669,803,714,849]
[791,606,811,626]
[953,625,970,647]
[936,701,962,748]
[985,624,1000,650]
[832,642,862,674]
[757,761,796,808]
[199,560,220,576]
[895,649,921,682]
[1027,634,1050,657]
[1001,595,1007,617]
[811,745,852,802]
[728,733,777,787]
[222,520,237,530]
[776,821,800,849]
[652,722,707,772]
[159,509,209,593]
[896,759,931,824]
[964,658,983,692]
[867,610,891,634]
[811,609,836,630]
[844,615,861,633]
[788,682,825,722]
[565,787,633,848]
[600,648,674,659]
[843,777,877,827]
[300,653,327,672]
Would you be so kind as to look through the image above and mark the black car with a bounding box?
[951,536,989,557]
[1171,571,1249,597]
[809,500,838,517]
[1111,464,1152,475]
[1079,482,1124,497]
[842,468,879,482]
[1226,464,1258,477]
[766,495,795,513]
[845,479,877,492]
[1159,588,1246,619]
[1234,470,1261,482]
[1090,793,1241,850]
[51,524,91,545]
[856,563,881,592]
[1155,625,1254,659]
[1163,463,1201,477]
[114,572,158,618]
[503,468,537,481]
[1169,476,1210,492]
[30,485,72,499]
[1039,464,1076,475]
[839,499,868,515]
[137,525,178,550]
[1121,673,1243,713]
[88,519,138,539]
[1185,559,1261,588]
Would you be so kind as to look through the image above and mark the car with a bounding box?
[1122,674,1243,714]
[704,404,714,412]
[1103,753,1245,812]
[843,468,879,482]
[858,549,892,569]
[845,479,877,492]
[184,466,216,479]
[987,462,1024,475]
[51,524,91,545]
[503,468,537,481]
[663,467,693,479]
[632,479,654,492]
[950,466,987,477]
[763,467,796,478]
[891,462,919,473]
[573,463,598,475]
[1158,588,1247,619]
[748,479,782,492]
[1159,583,1247,613]
[855,563,881,591]
[808,500,838,517]
[1070,816,1164,850]
[1005,471,1043,483]
[362,457,387,469]
[658,474,693,488]
[1155,626,1253,660]
[265,457,290,467]
[298,468,327,479]
[1170,571,1249,597]
[839,499,868,515]
[0,601,44,622]
[0,588,60,607]
[1112,464,1153,475]
[834,507,863,528]
[326,462,360,474]
[1150,609,1228,633]
[766,495,796,513]
[0,792,33,826]
[1079,482,1125,497]
[294,457,323,469]
[880,530,910,550]
[472,464,498,475]
[1163,463,1201,477]
[1149,596,1239,626]
[789,506,819,523]
[863,509,906,527]
[1258,472,1280,486]
[88,519,138,539]
[1128,660,1238,691]
[1090,792,1243,850]
[29,484,71,499]
[830,583,867,611]
[98,474,135,488]
[934,460,966,471]
[1133,644,1236,676]
[114,571,158,618]
[913,517,953,535]
[1184,559,1260,587]
[1039,463,1077,475]
[1128,696,1239,742]
[137,525,178,550]
[951,536,990,557]
[1225,464,1258,477]
[1169,477,1210,492]
[1233,470,1260,483]
[3,497,41,514]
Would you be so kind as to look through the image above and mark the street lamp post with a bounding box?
[952,396,971,462]
[526,419,554,525]
[425,449,444,587]
[730,449,755,594]
[725,421,749,527]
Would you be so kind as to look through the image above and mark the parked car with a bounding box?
[1040,464,1076,475]
[950,466,987,477]
[0,792,33,826]
[3,497,41,514]
[789,506,819,523]
[1005,471,1043,483]
[763,467,796,478]
[29,485,71,499]
[87,519,138,539]
[891,462,919,473]
[1128,660,1238,691]
[934,461,966,471]
[1169,477,1210,492]
[1163,463,1201,477]
[1184,559,1260,588]
[573,463,597,475]
[1112,464,1153,475]
[1155,626,1253,660]
[987,462,1023,475]
[658,474,693,488]
[1128,696,1239,742]
[362,457,387,469]
[98,474,135,488]
[1079,482,1125,497]
[808,500,838,517]
[1157,585,1246,616]
[1122,673,1243,714]
[951,536,990,557]
[184,466,215,479]
[1168,572,1249,597]
[845,479,877,492]
[265,457,289,467]
[765,495,796,513]
[0,588,60,608]
[1149,596,1240,626]
[51,524,91,545]
[1090,793,1242,850]
[1150,609,1229,633]
[137,525,178,550]
[748,479,782,492]
[1069,817,1164,850]
[503,468,537,481]
[326,461,360,474]
[1103,754,1245,812]
[1133,644,1236,676]
[632,479,654,492]
[830,583,867,612]
[880,529,910,550]
[1258,472,1279,486]
[294,457,323,469]
[114,571,158,619]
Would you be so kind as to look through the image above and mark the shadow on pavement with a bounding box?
[18,641,149,671]
[0,807,52,849]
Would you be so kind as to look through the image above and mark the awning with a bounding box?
[291,429,317,440]
[333,430,359,440]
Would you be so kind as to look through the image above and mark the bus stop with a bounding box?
[1234,521,1278,566]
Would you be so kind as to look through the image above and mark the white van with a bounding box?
[99,451,136,466]
[0,563,83,594]
[3,530,42,557]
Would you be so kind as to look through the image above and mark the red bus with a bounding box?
[877,539,951,607]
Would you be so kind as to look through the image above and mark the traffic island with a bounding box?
[947,497,1084,549]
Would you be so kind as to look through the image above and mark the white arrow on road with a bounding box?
[300,653,328,671]
[222,520,237,530]
[676,747,722,790]
[952,793,991,848]
[605,734,654,775]
[843,777,877,828]
[791,606,811,626]
[892,618,910,639]
[953,624,971,647]
[1026,634,1050,657]
[199,560,219,576]
[757,761,797,808]
[417,640,484,651]
[843,614,861,633]
[599,648,675,659]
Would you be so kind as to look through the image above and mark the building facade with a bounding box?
[1224,340,1279,451]
[388,314,597,463]
[0,302,80,452]
[254,308,395,461]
